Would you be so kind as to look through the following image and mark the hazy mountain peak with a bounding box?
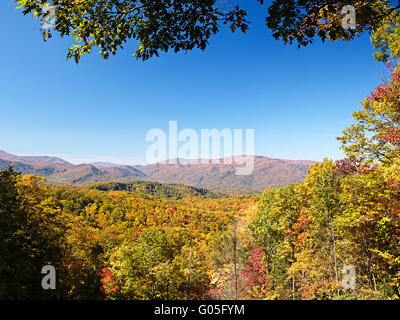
[0,150,71,165]
[91,162,122,168]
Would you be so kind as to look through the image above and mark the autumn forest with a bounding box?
[2,0,400,301]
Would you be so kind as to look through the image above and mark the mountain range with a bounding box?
[0,150,315,193]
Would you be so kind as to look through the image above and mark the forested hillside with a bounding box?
[135,157,314,191]
[249,159,400,299]
[87,181,227,199]
[2,155,399,299]
[0,168,258,300]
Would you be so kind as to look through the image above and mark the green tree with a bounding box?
[16,0,400,63]
[338,9,400,165]
[338,63,400,165]
[16,0,249,63]
[265,0,397,48]
[302,160,342,297]
[249,184,304,299]
[0,168,65,299]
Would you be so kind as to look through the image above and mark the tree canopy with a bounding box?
[15,0,400,63]
[338,8,400,165]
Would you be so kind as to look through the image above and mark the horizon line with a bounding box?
[0,149,321,167]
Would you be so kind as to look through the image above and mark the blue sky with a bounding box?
[0,1,386,165]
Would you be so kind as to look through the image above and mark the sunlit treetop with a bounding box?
[265,0,398,47]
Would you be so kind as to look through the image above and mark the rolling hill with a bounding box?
[135,156,314,192]
[0,150,71,165]
[0,150,315,192]
[88,180,227,199]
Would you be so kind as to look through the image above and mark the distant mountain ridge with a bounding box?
[0,150,71,165]
[135,156,315,192]
[0,150,315,192]
[92,162,122,168]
